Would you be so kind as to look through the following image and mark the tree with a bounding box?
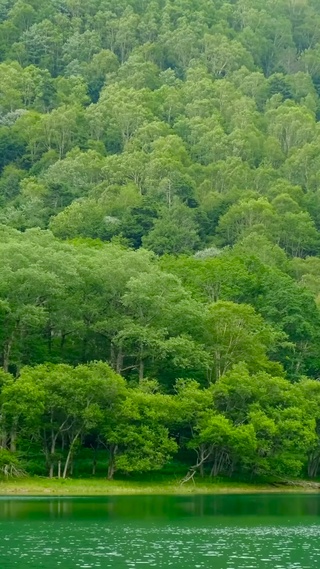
[252,266,320,378]
[185,413,256,480]
[201,33,254,78]
[143,204,200,255]
[2,0,320,484]
[216,198,275,246]
[159,253,258,303]
[266,102,316,155]
[103,386,178,478]
[50,198,118,240]
[40,105,86,159]
[205,301,280,382]
[105,268,208,382]
[87,85,152,151]
[17,362,126,478]
[212,364,316,478]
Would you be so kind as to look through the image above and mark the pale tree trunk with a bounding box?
[107,444,118,480]
[62,447,72,479]
[0,432,7,449]
[62,431,81,479]
[139,359,144,382]
[116,350,123,374]
[110,344,116,370]
[210,450,226,477]
[180,444,212,485]
[49,459,55,478]
[0,424,7,449]
[10,419,18,452]
[214,350,222,383]
[308,452,320,478]
[49,429,58,478]
[3,333,14,373]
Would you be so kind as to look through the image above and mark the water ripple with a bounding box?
[1,522,320,568]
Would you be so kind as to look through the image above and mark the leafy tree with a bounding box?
[205,301,280,381]
[2,0,320,482]
[143,203,200,255]
[103,386,177,478]
[16,362,126,477]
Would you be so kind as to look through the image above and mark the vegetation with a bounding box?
[0,477,316,496]
[2,0,320,484]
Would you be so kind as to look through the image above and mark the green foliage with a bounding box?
[2,0,320,482]
[0,449,25,477]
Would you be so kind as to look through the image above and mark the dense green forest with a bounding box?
[2,0,320,482]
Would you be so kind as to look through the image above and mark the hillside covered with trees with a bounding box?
[1,0,320,482]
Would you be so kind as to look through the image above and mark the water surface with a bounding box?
[0,494,319,568]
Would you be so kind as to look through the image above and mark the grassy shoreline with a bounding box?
[0,478,318,496]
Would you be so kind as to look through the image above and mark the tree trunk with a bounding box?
[49,431,57,478]
[60,333,66,354]
[107,444,118,480]
[81,333,88,363]
[214,351,221,383]
[47,326,52,354]
[0,429,7,449]
[139,359,144,382]
[308,453,320,478]
[3,334,14,373]
[63,447,72,479]
[62,431,80,479]
[92,448,97,476]
[10,421,17,452]
[210,450,226,477]
[58,460,61,479]
[49,463,55,478]
[110,344,116,370]
[116,350,123,374]
[180,445,212,485]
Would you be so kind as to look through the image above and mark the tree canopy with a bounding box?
[1,0,320,482]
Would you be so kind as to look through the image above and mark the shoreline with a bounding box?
[0,478,318,496]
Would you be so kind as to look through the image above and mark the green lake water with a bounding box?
[0,494,320,568]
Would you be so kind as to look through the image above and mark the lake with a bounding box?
[0,494,319,568]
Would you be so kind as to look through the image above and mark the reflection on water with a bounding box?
[0,495,319,568]
[2,494,320,520]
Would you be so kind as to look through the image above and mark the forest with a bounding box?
[1,0,320,482]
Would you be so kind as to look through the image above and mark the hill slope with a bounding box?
[1,0,320,481]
